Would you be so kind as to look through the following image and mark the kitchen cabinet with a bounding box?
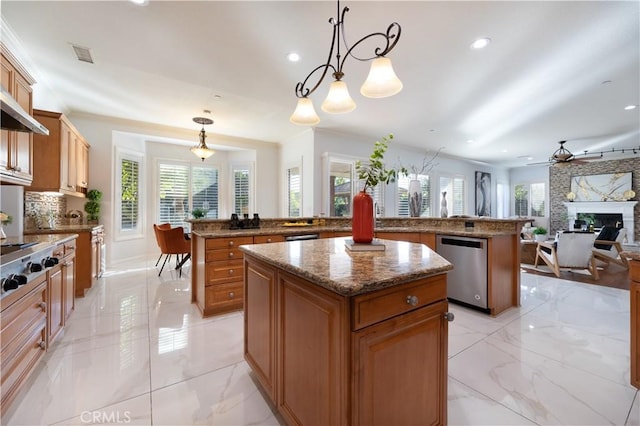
[46,264,63,346]
[53,238,76,323]
[376,231,421,242]
[253,235,285,244]
[90,227,104,282]
[0,277,47,415]
[27,109,90,197]
[70,226,102,297]
[192,235,251,317]
[0,51,34,185]
[244,254,449,425]
[630,259,640,388]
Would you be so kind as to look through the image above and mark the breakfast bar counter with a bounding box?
[240,237,453,425]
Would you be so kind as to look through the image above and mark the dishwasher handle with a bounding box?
[440,237,484,249]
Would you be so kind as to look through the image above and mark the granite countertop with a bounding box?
[1,233,78,264]
[239,237,453,296]
[621,244,640,261]
[193,226,515,239]
[24,224,104,234]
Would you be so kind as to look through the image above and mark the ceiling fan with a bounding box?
[528,140,603,166]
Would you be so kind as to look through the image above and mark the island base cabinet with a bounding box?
[278,273,348,426]
[353,300,448,426]
[630,259,640,388]
[244,255,449,425]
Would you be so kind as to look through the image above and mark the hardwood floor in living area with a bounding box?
[521,262,630,290]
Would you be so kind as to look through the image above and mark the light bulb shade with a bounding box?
[624,189,636,200]
[190,128,215,161]
[191,145,215,161]
[566,191,576,201]
[321,80,356,114]
[290,97,320,126]
[360,57,403,98]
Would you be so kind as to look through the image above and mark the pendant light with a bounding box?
[190,116,215,161]
[290,0,402,126]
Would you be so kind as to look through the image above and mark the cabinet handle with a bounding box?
[229,241,235,247]
[406,295,419,306]
[444,312,455,322]
[14,166,21,172]
[228,252,235,258]
[228,269,234,275]
[39,302,46,311]
[229,292,235,299]
[267,238,272,243]
[39,341,46,350]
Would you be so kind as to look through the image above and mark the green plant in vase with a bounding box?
[192,208,206,219]
[532,226,548,242]
[353,134,406,243]
[84,189,103,223]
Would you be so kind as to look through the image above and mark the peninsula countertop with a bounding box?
[239,237,453,296]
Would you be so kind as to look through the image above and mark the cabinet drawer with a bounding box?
[352,275,447,330]
[206,282,244,306]
[206,237,253,250]
[206,259,244,285]
[253,235,285,244]
[206,248,244,262]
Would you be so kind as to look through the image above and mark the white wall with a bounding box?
[311,129,510,217]
[280,129,314,216]
[65,113,280,267]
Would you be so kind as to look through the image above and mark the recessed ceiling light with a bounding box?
[501,149,508,153]
[287,52,300,62]
[466,139,475,144]
[624,105,637,110]
[470,38,491,50]
[129,0,148,5]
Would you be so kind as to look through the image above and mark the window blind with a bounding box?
[120,158,139,230]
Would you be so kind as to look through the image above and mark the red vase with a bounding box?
[352,190,374,243]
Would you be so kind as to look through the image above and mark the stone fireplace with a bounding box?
[564,201,637,244]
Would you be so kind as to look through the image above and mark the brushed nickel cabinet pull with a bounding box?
[406,295,418,306]
[444,312,455,322]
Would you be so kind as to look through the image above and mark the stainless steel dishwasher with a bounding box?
[436,235,488,312]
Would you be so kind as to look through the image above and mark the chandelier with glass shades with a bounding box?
[289,0,403,126]
[190,116,215,161]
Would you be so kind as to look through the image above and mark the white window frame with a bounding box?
[114,147,144,241]
[230,162,254,216]
[438,174,466,216]
[514,181,546,218]
[285,162,303,218]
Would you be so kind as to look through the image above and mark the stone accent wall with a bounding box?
[24,192,67,229]
[549,158,640,243]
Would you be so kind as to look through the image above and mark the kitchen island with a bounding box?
[622,246,640,389]
[240,237,453,425]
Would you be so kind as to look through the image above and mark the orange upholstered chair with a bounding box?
[153,223,172,267]
[154,224,191,276]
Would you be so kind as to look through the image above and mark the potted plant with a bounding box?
[192,208,206,219]
[354,134,406,243]
[84,189,102,224]
[532,226,548,242]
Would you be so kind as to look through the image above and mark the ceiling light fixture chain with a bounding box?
[290,0,403,126]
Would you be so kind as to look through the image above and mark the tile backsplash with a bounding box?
[24,192,67,230]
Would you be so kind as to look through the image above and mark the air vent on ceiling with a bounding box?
[71,44,94,64]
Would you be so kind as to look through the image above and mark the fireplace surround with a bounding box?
[564,201,637,244]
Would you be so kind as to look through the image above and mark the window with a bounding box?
[439,175,465,216]
[286,166,301,217]
[232,166,250,215]
[328,160,353,217]
[397,175,431,217]
[514,182,545,217]
[115,149,143,239]
[121,158,140,230]
[158,162,219,229]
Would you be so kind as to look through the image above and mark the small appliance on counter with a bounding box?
[229,213,260,230]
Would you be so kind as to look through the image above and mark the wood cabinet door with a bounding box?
[277,272,349,426]
[47,266,64,346]
[0,57,10,173]
[420,232,436,250]
[244,259,277,401]
[76,138,89,189]
[352,300,448,426]
[62,255,76,322]
[12,72,33,182]
[631,261,640,388]
[59,122,71,191]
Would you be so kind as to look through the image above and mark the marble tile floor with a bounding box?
[3,258,639,425]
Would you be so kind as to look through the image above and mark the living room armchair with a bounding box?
[534,231,599,280]
[592,227,629,269]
